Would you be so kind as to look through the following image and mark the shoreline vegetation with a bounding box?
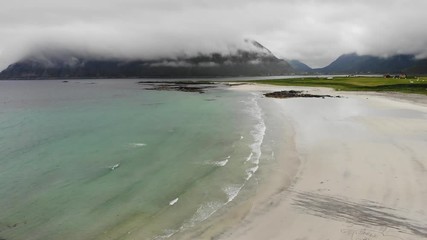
[135,76,427,98]
[250,76,427,95]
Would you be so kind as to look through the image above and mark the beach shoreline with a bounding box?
[212,84,427,240]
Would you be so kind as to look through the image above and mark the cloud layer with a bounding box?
[1,0,427,70]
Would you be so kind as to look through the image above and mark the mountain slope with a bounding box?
[316,53,422,74]
[405,59,427,74]
[288,60,313,73]
[0,41,295,79]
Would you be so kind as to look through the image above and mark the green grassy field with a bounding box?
[251,76,427,95]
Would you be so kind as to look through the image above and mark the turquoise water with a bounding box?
[0,80,268,239]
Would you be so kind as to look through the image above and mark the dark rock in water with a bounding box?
[264,90,340,99]
[6,223,18,229]
[145,84,209,94]
[140,81,218,94]
[137,81,215,85]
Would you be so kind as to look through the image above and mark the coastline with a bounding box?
[215,84,427,240]
[2,80,426,240]
[169,84,301,240]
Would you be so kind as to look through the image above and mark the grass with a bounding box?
[251,76,427,95]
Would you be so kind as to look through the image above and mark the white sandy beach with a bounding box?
[216,84,427,240]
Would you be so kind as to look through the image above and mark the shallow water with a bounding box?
[0,79,269,240]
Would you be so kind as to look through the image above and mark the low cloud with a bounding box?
[150,61,193,68]
[1,0,427,70]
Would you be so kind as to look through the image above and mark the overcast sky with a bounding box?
[1,0,427,70]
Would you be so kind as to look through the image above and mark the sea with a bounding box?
[0,79,281,240]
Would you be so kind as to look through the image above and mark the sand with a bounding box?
[219,84,427,240]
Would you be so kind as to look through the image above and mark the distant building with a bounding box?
[384,74,406,79]
[399,73,407,79]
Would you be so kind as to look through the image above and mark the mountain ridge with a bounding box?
[315,53,419,74]
[292,53,427,74]
[0,40,295,79]
[288,60,313,73]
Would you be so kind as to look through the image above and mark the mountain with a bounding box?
[269,53,427,75]
[0,40,294,79]
[404,59,427,74]
[288,60,313,73]
[316,53,427,74]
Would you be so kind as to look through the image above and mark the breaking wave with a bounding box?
[154,93,267,239]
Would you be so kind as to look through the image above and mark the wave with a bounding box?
[245,152,253,162]
[154,93,267,239]
[244,93,266,180]
[154,201,223,239]
[207,155,230,167]
[131,143,147,147]
[223,184,244,203]
[186,94,266,227]
[186,201,224,227]
[245,165,259,180]
[213,159,229,167]
[169,198,179,206]
[110,163,120,170]
[153,229,177,240]
[246,94,266,166]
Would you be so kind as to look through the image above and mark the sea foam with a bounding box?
[213,159,229,167]
[169,198,179,206]
[208,155,231,167]
[155,94,267,239]
[223,184,244,203]
[244,93,266,179]
[187,201,223,226]
[131,143,147,147]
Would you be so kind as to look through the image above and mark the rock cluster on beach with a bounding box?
[264,90,340,99]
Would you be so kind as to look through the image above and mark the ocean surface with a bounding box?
[0,79,277,240]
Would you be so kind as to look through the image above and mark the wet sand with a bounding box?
[220,84,427,240]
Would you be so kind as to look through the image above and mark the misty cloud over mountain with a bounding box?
[0,40,295,79]
[1,0,427,70]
